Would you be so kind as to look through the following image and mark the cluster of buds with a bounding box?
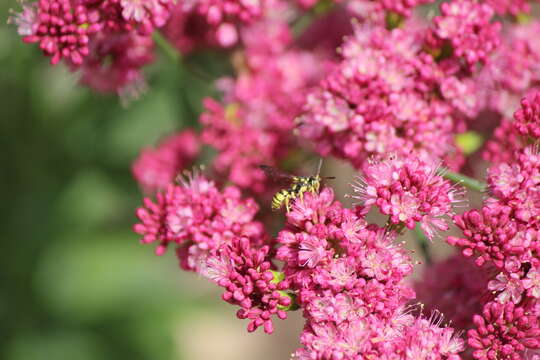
[446,96,540,360]
[9,0,278,98]
[10,0,174,97]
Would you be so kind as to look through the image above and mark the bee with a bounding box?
[260,159,334,212]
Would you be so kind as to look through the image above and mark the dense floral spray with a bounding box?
[13,0,540,358]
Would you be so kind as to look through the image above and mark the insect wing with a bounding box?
[259,165,296,186]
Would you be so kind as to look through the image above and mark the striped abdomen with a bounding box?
[272,189,290,210]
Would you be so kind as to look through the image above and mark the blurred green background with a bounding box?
[1,3,307,359]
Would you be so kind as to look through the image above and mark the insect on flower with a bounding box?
[260,159,335,212]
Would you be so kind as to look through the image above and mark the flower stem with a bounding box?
[441,170,486,193]
[386,220,406,235]
[152,30,181,63]
[153,31,215,84]
[414,224,432,265]
[292,0,335,37]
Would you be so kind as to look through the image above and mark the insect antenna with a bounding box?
[315,159,335,180]
[315,158,323,177]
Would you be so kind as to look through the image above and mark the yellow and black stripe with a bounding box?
[271,175,322,212]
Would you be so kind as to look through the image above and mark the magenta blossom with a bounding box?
[134,171,264,261]
[352,154,465,238]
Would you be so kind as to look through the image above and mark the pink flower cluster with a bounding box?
[134,171,264,260]
[479,21,540,163]
[297,1,501,171]
[78,32,154,99]
[185,0,266,46]
[11,0,175,96]
[352,154,464,239]
[160,0,273,50]
[200,17,324,192]
[415,255,489,330]
[10,0,281,97]
[481,20,540,120]
[484,0,539,15]
[377,0,435,16]
[432,0,501,67]
[200,236,291,333]
[446,96,540,359]
[468,302,540,360]
[276,188,463,359]
[484,92,540,164]
[134,172,296,332]
[132,163,468,353]
[125,1,540,357]
[132,130,200,193]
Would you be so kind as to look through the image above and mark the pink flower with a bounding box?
[160,4,218,54]
[483,119,527,165]
[79,32,155,99]
[120,0,173,27]
[286,186,338,222]
[295,319,371,359]
[198,252,233,283]
[200,19,323,191]
[397,315,465,359]
[9,1,39,36]
[433,0,501,67]
[523,267,540,299]
[311,257,360,292]
[133,185,176,256]
[356,230,413,281]
[487,272,525,304]
[278,232,333,270]
[487,145,540,223]
[188,0,265,26]
[377,0,435,17]
[488,163,525,199]
[295,310,464,359]
[200,99,279,193]
[304,292,363,324]
[297,234,329,269]
[440,76,484,118]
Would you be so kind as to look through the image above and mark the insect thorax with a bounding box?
[271,174,322,211]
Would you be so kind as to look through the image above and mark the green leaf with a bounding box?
[455,131,484,155]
